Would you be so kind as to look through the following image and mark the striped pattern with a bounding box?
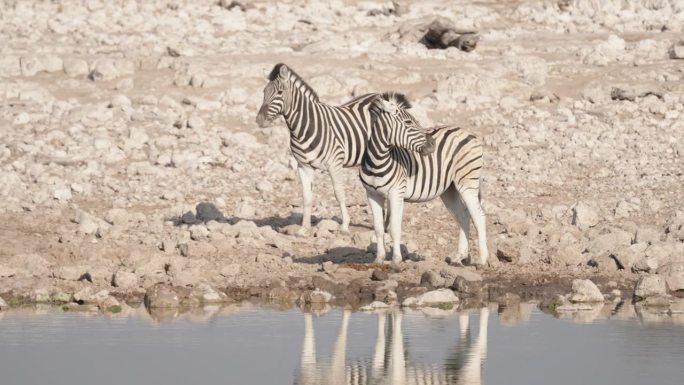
[256,63,377,230]
[295,310,489,385]
[360,92,489,266]
[363,125,483,203]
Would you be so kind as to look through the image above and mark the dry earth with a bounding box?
[0,0,683,318]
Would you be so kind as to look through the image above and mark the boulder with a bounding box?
[569,279,604,303]
[634,275,667,300]
[657,262,684,292]
[112,271,138,289]
[32,288,51,303]
[572,202,599,230]
[144,284,180,308]
[420,270,447,288]
[612,243,647,270]
[371,269,389,281]
[413,288,459,306]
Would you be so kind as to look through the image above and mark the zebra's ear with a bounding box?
[379,99,398,115]
[278,65,290,79]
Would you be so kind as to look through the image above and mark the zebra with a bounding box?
[256,63,378,233]
[359,92,489,268]
[294,308,489,385]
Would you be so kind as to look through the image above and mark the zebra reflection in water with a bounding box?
[294,308,489,385]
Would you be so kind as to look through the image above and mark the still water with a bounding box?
[1,303,683,385]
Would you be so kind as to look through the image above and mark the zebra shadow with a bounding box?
[296,247,424,265]
[295,247,375,265]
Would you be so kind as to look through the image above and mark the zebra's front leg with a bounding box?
[297,165,315,231]
[388,191,404,269]
[367,190,386,264]
[328,167,350,233]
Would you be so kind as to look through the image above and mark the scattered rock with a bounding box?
[409,288,459,307]
[371,269,389,281]
[657,262,684,292]
[144,285,180,308]
[420,270,447,289]
[569,279,604,303]
[420,18,479,51]
[572,202,599,230]
[112,271,138,289]
[634,275,667,300]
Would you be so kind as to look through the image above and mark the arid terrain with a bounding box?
[0,0,683,319]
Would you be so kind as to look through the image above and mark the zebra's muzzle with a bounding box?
[255,109,274,128]
[419,135,436,156]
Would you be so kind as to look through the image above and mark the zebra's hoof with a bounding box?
[445,255,465,266]
[390,260,401,272]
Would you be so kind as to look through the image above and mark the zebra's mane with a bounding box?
[379,91,412,109]
[268,63,319,102]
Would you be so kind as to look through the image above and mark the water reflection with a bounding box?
[295,308,489,385]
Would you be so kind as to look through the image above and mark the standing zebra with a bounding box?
[256,63,378,232]
[360,92,489,268]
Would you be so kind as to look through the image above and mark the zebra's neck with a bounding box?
[362,124,393,170]
[282,80,321,140]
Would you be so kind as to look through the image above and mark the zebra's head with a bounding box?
[373,92,436,156]
[256,63,292,128]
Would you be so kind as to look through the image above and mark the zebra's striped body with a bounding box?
[256,63,377,231]
[360,93,489,267]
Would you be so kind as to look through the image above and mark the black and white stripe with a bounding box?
[294,309,489,385]
[360,92,489,267]
[256,63,377,232]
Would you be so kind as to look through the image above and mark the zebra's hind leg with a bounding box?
[297,165,315,231]
[440,184,471,265]
[459,187,489,267]
[367,190,386,264]
[328,167,350,233]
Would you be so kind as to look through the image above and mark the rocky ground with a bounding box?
[0,0,683,319]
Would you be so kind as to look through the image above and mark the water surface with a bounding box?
[1,303,683,385]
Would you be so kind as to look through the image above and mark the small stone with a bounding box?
[51,292,72,304]
[112,271,138,289]
[110,94,131,107]
[0,296,8,310]
[189,224,209,240]
[657,262,684,292]
[32,288,51,303]
[255,180,273,193]
[187,116,205,129]
[634,275,667,300]
[371,269,389,281]
[220,263,241,277]
[415,288,459,306]
[569,279,604,303]
[63,58,89,77]
[144,284,180,308]
[420,270,447,288]
[360,301,390,311]
[73,287,93,303]
[572,201,599,230]
[235,202,256,218]
[53,188,73,201]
